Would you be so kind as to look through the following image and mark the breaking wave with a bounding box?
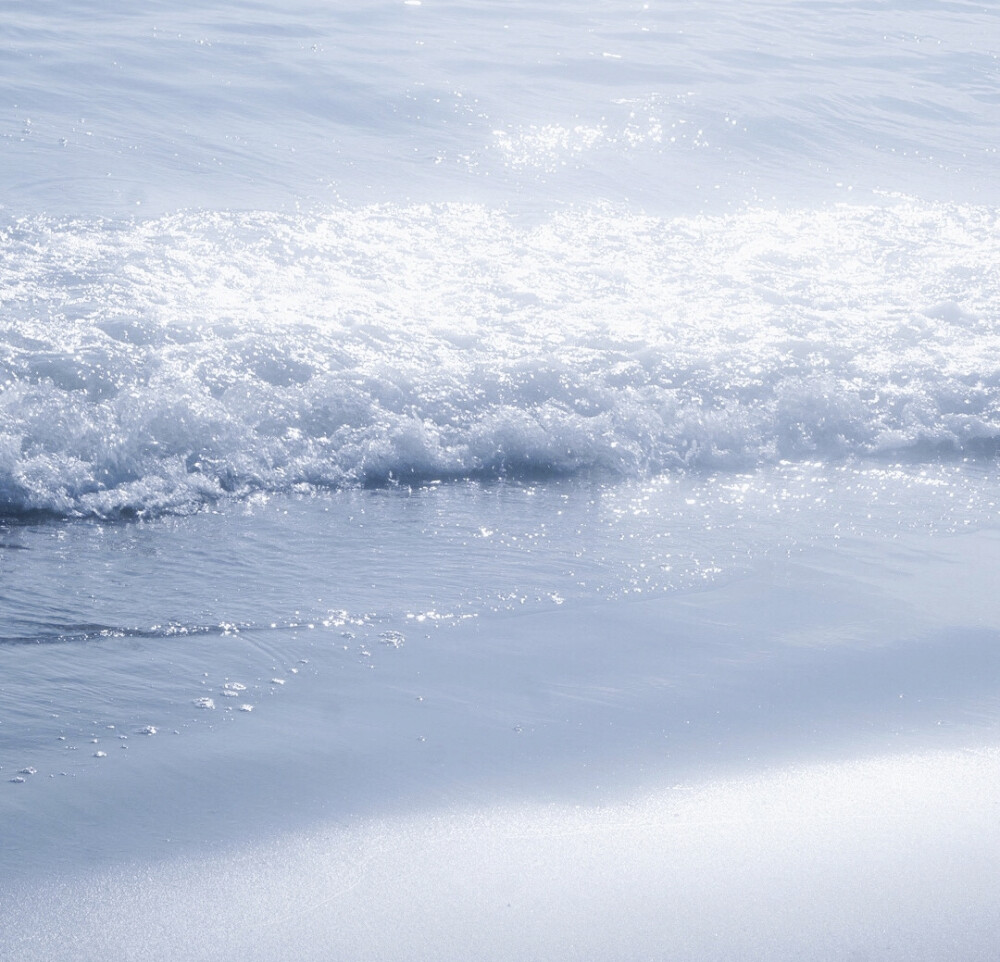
[1,200,998,518]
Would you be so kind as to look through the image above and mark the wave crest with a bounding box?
[2,202,998,517]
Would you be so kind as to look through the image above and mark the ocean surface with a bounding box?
[2,1,1000,959]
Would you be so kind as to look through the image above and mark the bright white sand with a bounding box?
[3,746,998,961]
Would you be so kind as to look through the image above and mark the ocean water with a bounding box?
[2,1,1000,959]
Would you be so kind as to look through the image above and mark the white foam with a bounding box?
[1,202,999,518]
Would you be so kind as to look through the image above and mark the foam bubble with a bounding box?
[380,630,405,648]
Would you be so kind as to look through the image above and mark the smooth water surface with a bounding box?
[4,0,999,214]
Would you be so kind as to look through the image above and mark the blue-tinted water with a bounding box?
[2,2,1000,958]
[4,0,998,214]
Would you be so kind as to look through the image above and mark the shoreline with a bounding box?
[3,528,999,944]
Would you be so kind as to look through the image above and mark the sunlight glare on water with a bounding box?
[1,0,998,214]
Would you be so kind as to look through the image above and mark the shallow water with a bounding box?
[3,521,1000,960]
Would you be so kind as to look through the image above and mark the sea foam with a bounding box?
[2,201,998,518]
